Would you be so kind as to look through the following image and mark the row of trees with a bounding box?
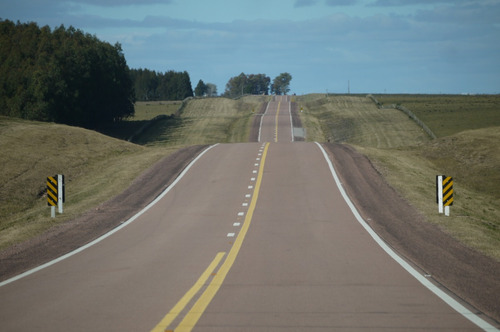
[223,72,292,97]
[1,19,294,131]
[194,80,217,97]
[0,20,135,129]
[129,68,194,101]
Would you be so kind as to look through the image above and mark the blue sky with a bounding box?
[1,0,499,94]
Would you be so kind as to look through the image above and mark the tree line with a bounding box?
[223,72,292,97]
[0,19,134,129]
[0,19,293,130]
[129,68,193,101]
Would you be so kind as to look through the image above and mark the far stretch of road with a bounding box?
[0,95,494,331]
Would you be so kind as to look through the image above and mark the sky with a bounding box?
[1,0,499,95]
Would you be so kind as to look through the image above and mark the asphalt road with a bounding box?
[0,95,493,331]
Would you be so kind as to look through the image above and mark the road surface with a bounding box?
[0,95,495,331]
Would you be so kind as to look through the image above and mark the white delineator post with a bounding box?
[57,174,64,214]
[437,175,444,214]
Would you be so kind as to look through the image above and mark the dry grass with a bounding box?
[135,96,266,146]
[375,94,500,137]
[0,96,267,249]
[297,94,500,261]
[0,116,170,250]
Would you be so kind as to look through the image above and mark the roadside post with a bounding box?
[436,175,453,216]
[47,174,65,217]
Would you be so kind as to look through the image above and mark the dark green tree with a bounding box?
[271,72,292,95]
[194,79,207,97]
[0,20,135,129]
[224,73,270,97]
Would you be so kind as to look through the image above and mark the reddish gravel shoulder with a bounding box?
[0,145,209,282]
[322,142,500,324]
[248,102,267,142]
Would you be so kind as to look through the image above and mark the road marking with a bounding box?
[0,144,219,288]
[275,101,281,142]
[251,177,256,181]
[253,170,257,174]
[248,185,253,189]
[242,203,248,207]
[238,212,244,217]
[233,222,241,227]
[245,194,251,198]
[315,142,498,332]
[172,142,270,332]
[150,252,225,332]
[227,233,235,237]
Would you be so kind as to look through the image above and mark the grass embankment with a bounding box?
[0,116,172,250]
[297,94,500,260]
[0,96,266,250]
[134,96,267,146]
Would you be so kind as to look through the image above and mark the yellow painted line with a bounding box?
[150,252,226,332]
[174,142,270,332]
[275,101,280,142]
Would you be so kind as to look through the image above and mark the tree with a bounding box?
[129,69,194,101]
[271,72,292,95]
[194,79,207,97]
[0,20,135,129]
[205,83,217,97]
[224,73,270,97]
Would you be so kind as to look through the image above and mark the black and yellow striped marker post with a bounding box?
[47,174,65,217]
[47,175,58,218]
[436,175,453,216]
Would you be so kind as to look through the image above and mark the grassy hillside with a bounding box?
[0,96,267,250]
[134,96,267,146]
[0,116,171,250]
[297,94,500,260]
[375,94,500,137]
[2,94,498,261]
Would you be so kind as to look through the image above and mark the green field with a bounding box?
[1,93,499,261]
[297,94,500,260]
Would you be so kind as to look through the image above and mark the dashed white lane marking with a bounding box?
[233,222,241,227]
[245,194,251,198]
[248,185,253,189]
[227,233,235,237]
[256,158,260,161]
[253,170,257,174]
[242,203,248,207]
[254,163,259,166]
[238,212,245,217]
[251,177,256,181]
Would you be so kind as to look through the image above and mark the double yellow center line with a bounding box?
[151,142,270,332]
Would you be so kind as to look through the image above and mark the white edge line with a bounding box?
[289,100,294,142]
[258,101,270,143]
[315,142,498,332]
[0,144,219,288]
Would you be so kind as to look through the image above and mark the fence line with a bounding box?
[367,95,436,139]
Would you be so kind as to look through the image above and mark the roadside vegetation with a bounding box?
[297,94,500,261]
[0,96,265,250]
[2,93,498,262]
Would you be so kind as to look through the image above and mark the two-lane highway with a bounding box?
[259,95,293,143]
[0,95,495,331]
